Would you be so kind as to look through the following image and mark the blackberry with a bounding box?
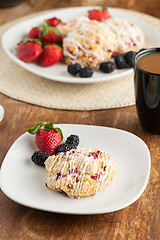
[79,67,94,78]
[67,63,81,76]
[99,61,115,73]
[114,55,126,69]
[31,151,50,167]
[56,143,76,154]
[66,134,79,147]
[124,51,136,68]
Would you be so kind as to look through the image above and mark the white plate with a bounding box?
[0,124,150,214]
[2,7,160,84]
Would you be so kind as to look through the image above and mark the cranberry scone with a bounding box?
[45,148,116,198]
[105,17,145,55]
[62,16,115,68]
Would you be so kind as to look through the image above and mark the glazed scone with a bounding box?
[59,16,144,63]
[105,17,145,55]
[62,16,115,68]
[45,148,116,198]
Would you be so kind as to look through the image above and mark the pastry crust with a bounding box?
[45,148,116,198]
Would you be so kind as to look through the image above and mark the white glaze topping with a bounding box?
[63,16,113,61]
[62,15,144,64]
[46,148,114,197]
[105,17,144,52]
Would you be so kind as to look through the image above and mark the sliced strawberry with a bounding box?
[27,27,42,39]
[39,22,62,44]
[17,38,42,63]
[39,44,62,67]
[88,7,110,21]
[27,122,63,155]
[47,17,61,27]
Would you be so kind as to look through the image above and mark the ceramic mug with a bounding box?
[134,48,160,134]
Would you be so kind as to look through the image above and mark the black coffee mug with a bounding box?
[134,48,160,134]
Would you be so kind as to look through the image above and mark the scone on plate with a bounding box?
[62,16,115,68]
[105,17,145,55]
[58,16,144,67]
[45,148,116,198]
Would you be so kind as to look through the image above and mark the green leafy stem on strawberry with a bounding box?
[22,37,42,46]
[40,20,61,37]
[27,121,63,141]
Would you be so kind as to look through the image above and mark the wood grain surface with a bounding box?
[0,1,160,240]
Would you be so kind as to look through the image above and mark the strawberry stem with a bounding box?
[27,121,47,134]
[52,27,60,36]
[27,122,63,141]
[22,37,42,46]
[41,28,50,37]
[44,123,54,130]
[43,19,50,28]
[101,6,108,11]
[54,127,63,141]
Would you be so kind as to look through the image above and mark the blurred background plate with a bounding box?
[1,6,160,84]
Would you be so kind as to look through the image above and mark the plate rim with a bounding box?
[0,124,151,215]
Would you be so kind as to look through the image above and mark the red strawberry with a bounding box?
[17,38,42,63]
[39,23,62,44]
[27,122,63,155]
[47,17,61,27]
[101,8,110,20]
[27,27,42,39]
[88,7,110,21]
[39,44,62,67]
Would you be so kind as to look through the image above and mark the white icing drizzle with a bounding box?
[47,148,114,197]
[64,150,79,188]
[63,15,144,63]
[105,17,144,52]
[74,148,91,196]
[63,16,113,61]
[48,153,64,186]
[65,39,104,61]
[48,154,60,171]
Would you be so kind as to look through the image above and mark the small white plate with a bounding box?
[2,7,160,84]
[0,124,150,214]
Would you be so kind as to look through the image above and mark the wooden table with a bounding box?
[0,1,159,239]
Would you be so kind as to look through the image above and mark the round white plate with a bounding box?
[0,124,150,214]
[2,7,160,84]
